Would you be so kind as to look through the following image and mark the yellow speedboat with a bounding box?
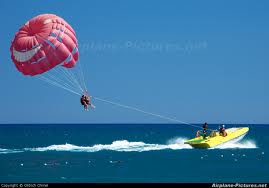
[184,127,249,149]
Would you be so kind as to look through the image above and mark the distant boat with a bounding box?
[184,127,249,149]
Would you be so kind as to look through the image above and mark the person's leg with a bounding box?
[82,101,86,110]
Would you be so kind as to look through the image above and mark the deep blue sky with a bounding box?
[0,0,268,124]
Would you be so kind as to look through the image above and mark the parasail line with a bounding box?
[77,61,88,92]
[45,72,80,93]
[37,76,81,96]
[51,68,79,91]
[92,96,202,129]
[37,76,79,95]
[64,68,84,92]
[54,67,83,93]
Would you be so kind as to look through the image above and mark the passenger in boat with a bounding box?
[219,124,227,137]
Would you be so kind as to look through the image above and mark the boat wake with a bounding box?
[27,138,192,152]
[0,137,257,154]
[0,148,23,154]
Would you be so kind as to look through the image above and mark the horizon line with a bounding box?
[0,123,268,125]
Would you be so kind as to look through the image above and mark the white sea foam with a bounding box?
[0,136,257,154]
[26,137,192,152]
[0,148,23,154]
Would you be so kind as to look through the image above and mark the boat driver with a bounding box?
[202,122,208,139]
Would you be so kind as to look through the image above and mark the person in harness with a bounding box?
[80,94,95,111]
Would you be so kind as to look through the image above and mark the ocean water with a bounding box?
[0,124,268,183]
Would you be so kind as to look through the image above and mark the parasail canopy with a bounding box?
[10,14,79,76]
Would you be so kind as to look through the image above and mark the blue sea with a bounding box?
[0,124,268,183]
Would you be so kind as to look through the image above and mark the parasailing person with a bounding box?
[80,93,95,111]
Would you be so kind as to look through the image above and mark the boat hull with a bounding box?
[184,127,249,149]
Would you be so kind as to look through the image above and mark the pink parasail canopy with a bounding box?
[10,14,79,76]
